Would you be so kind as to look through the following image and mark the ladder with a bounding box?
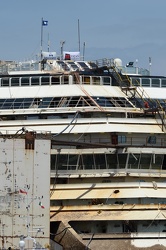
[110,62,166,132]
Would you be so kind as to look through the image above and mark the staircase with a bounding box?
[110,62,166,132]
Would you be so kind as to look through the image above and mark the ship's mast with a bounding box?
[78,19,80,54]
[40,17,44,61]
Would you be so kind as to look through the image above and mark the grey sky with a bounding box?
[0,0,166,75]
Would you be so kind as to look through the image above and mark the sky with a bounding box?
[1,0,166,75]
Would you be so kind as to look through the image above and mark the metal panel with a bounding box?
[0,85,126,98]
[51,209,166,221]
[51,186,166,200]
[127,147,166,154]
[0,123,162,135]
[0,138,51,249]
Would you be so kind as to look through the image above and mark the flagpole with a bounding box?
[40,17,43,62]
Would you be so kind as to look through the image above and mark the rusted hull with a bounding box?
[0,138,50,249]
[52,221,166,250]
[51,210,166,250]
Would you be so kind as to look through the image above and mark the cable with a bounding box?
[52,111,79,138]
[50,227,71,236]
[85,233,94,249]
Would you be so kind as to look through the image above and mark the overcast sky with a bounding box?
[1,0,166,75]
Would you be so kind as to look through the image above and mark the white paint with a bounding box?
[0,138,50,249]
[131,233,166,248]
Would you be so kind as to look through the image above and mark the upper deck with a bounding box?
[0,58,165,89]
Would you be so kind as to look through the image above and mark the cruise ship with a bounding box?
[0,53,166,250]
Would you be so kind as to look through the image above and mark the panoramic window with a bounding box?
[132,78,140,86]
[51,76,60,85]
[151,78,160,87]
[2,99,15,109]
[1,78,9,87]
[161,79,166,88]
[11,77,20,86]
[140,154,151,169]
[41,76,50,85]
[142,78,150,87]
[31,77,40,85]
[21,77,30,86]
[102,77,111,85]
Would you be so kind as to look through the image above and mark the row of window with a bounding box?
[131,77,166,88]
[1,75,166,87]
[0,96,132,109]
[69,220,166,234]
[51,153,165,170]
[0,95,165,110]
[0,75,112,87]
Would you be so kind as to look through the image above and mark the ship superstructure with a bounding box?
[0,56,166,250]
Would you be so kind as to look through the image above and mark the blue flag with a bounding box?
[42,20,48,26]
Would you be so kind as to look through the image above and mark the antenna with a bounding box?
[78,19,80,53]
[60,41,65,60]
[149,57,152,75]
[48,33,50,52]
[83,42,86,61]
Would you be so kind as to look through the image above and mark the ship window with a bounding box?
[51,154,68,170]
[30,98,42,108]
[1,78,9,87]
[140,154,151,169]
[0,99,6,108]
[147,136,156,144]
[51,155,56,170]
[118,154,127,168]
[106,154,118,169]
[13,98,24,109]
[161,79,166,88]
[114,224,121,227]
[58,154,68,170]
[2,99,15,109]
[49,97,62,108]
[152,78,160,87]
[151,154,163,169]
[94,154,106,169]
[92,76,100,85]
[159,100,166,109]
[111,97,132,107]
[21,77,30,86]
[31,77,40,85]
[21,98,33,108]
[51,76,60,85]
[118,135,126,143]
[142,78,150,87]
[128,153,139,169]
[68,154,78,170]
[11,77,20,86]
[69,97,80,107]
[38,97,53,108]
[82,76,90,84]
[94,97,115,107]
[102,77,111,85]
[132,78,140,86]
[41,76,50,85]
[82,154,94,169]
[61,75,69,84]
[77,61,90,71]
[67,61,79,70]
